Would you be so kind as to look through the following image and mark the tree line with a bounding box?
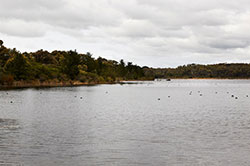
[1,39,250,86]
[143,63,250,79]
[0,40,146,85]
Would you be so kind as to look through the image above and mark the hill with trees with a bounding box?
[143,63,250,79]
[0,40,147,87]
[1,39,250,88]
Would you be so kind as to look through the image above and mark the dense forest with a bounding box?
[1,39,250,87]
[0,40,147,86]
[143,63,250,79]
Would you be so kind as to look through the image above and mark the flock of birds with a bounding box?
[6,91,111,103]
[157,90,249,101]
[5,90,249,103]
[189,90,249,100]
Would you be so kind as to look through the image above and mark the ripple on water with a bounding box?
[0,118,20,130]
[1,80,250,165]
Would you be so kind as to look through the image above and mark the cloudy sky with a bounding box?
[1,0,250,67]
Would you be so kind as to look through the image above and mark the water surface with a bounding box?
[1,79,250,165]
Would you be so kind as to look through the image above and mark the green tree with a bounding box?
[61,50,80,79]
[0,40,3,47]
[118,59,126,77]
[4,52,32,80]
[84,52,97,73]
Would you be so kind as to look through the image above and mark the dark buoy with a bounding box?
[200,94,202,96]
[6,93,8,95]
[10,101,13,103]
[168,96,170,98]
[80,97,83,99]
[215,92,218,94]
[231,95,234,97]
[246,95,248,97]
[235,97,238,99]
[158,98,160,100]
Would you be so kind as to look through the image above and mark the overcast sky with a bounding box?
[1,0,250,67]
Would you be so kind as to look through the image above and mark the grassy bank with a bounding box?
[0,77,154,89]
[0,80,117,89]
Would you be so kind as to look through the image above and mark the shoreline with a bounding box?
[1,78,250,90]
[155,78,250,80]
[177,78,250,80]
[0,80,118,90]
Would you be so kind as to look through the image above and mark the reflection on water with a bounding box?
[0,119,20,130]
[0,79,250,165]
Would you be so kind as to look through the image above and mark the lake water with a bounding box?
[1,79,250,166]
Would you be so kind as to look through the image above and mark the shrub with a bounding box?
[0,74,14,85]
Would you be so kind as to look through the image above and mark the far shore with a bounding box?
[181,78,250,80]
[154,78,250,80]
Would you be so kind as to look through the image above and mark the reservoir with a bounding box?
[1,79,250,165]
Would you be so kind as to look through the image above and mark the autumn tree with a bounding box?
[4,52,32,80]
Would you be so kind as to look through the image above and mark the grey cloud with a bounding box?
[1,0,63,9]
[203,36,250,50]
[0,19,47,37]
[1,0,250,67]
[0,0,123,29]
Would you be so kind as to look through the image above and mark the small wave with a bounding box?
[0,118,20,130]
